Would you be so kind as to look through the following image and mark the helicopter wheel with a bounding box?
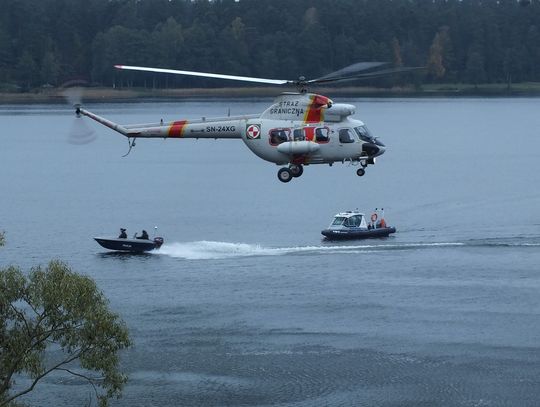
[278,167,293,183]
[360,160,368,168]
[289,164,304,178]
[356,168,365,177]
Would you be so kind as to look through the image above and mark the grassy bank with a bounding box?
[2,83,540,104]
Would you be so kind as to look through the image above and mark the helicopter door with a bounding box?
[269,128,291,146]
[293,128,305,141]
[314,127,330,143]
[301,126,329,143]
[338,128,356,144]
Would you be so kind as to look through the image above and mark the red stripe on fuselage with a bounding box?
[168,120,188,138]
[304,127,315,141]
[303,94,330,124]
[304,105,321,123]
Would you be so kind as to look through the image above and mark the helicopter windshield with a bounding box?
[355,126,385,147]
[332,216,346,226]
[354,126,375,142]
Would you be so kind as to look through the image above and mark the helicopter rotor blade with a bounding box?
[310,62,389,82]
[308,65,425,85]
[115,65,291,85]
[114,62,424,91]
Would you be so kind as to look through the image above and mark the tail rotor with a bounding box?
[62,80,97,145]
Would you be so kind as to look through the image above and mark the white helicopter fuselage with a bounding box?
[78,92,385,182]
[244,115,372,166]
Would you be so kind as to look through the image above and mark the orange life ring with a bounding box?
[371,213,378,222]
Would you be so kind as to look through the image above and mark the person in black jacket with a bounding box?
[118,228,127,238]
[136,230,149,240]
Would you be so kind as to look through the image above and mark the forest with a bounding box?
[1,0,540,91]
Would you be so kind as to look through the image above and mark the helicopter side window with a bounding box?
[354,126,375,143]
[293,128,305,141]
[339,128,355,143]
[315,127,330,143]
[269,128,291,145]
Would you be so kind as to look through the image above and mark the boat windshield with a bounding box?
[344,215,362,227]
[332,216,346,226]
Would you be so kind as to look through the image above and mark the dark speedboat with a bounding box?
[321,209,396,240]
[94,236,164,252]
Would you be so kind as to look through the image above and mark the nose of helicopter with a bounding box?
[362,142,385,157]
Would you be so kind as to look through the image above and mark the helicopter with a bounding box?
[74,62,419,182]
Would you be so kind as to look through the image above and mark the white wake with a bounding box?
[156,240,467,260]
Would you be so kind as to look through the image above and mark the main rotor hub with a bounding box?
[296,76,308,93]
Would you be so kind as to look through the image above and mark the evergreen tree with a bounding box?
[466,51,486,87]
[40,51,61,86]
[15,51,38,90]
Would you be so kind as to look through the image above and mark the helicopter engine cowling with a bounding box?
[324,104,356,122]
[276,141,320,155]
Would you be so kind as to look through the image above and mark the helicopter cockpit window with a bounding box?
[339,128,355,143]
[315,127,330,143]
[344,215,362,227]
[293,128,305,141]
[332,216,346,226]
[354,126,375,143]
[269,128,291,145]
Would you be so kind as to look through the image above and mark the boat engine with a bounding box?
[153,237,164,248]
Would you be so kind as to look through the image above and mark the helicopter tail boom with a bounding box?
[77,107,132,136]
[76,107,244,139]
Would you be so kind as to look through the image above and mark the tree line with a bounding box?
[1,0,539,91]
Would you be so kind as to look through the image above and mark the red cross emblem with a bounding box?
[246,124,261,139]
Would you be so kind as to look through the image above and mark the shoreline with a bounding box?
[2,84,540,104]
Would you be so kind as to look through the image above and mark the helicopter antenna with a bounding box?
[122,137,136,157]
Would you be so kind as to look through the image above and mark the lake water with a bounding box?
[1,97,540,406]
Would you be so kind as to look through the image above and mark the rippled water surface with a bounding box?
[1,97,540,406]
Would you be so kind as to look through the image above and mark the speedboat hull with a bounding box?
[321,227,396,240]
[94,237,163,252]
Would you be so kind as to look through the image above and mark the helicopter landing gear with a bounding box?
[356,168,365,177]
[278,165,303,182]
[289,164,304,178]
[278,167,293,183]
